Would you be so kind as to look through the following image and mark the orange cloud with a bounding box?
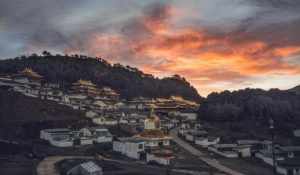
[65,3,300,96]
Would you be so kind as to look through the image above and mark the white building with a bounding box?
[40,127,112,147]
[195,137,220,147]
[40,128,73,147]
[184,130,208,142]
[208,144,239,158]
[113,138,145,159]
[276,158,300,175]
[171,111,197,121]
[146,150,174,165]
[67,161,103,175]
[92,116,118,126]
[85,111,98,118]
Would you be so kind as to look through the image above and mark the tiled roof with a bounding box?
[138,129,167,138]
[73,79,96,86]
[20,68,43,79]
[80,161,102,173]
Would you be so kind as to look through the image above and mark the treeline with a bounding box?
[0,52,201,102]
[198,88,300,130]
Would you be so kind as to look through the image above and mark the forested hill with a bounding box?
[289,85,300,94]
[0,53,201,102]
[198,88,300,131]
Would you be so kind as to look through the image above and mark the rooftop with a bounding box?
[277,158,300,167]
[80,161,102,173]
[278,146,300,152]
[19,68,43,79]
[73,79,97,87]
[137,129,169,139]
[117,137,145,143]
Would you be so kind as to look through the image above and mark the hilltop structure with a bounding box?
[12,68,43,85]
[70,79,99,97]
[11,68,44,98]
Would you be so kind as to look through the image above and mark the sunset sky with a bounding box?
[1,0,300,96]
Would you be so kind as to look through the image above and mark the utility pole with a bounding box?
[269,118,277,175]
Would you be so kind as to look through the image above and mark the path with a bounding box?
[170,128,245,175]
[36,156,93,175]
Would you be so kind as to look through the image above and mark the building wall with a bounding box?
[276,166,288,175]
[208,147,238,158]
[185,134,194,142]
[49,139,73,147]
[195,138,219,147]
[146,154,170,165]
[144,139,170,147]
[144,120,156,130]
[113,141,144,159]
[255,152,274,166]
[237,147,251,157]
[96,136,112,143]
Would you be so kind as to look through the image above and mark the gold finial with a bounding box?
[149,105,155,117]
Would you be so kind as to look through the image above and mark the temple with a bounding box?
[11,68,44,97]
[70,80,119,100]
[12,68,43,85]
[134,109,171,148]
[70,79,99,96]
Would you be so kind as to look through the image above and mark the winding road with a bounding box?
[170,128,245,175]
[36,156,93,175]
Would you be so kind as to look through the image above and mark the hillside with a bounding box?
[0,53,202,102]
[289,85,300,94]
[198,88,300,140]
[0,88,87,139]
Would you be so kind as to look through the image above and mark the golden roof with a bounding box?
[73,79,96,86]
[138,129,166,138]
[146,108,160,121]
[20,68,43,79]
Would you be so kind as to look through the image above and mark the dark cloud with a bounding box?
[0,0,300,95]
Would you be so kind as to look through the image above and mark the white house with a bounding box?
[93,128,113,143]
[85,111,98,118]
[40,128,73,147]
[67,161,103,175]
[113,138,145,159]
[184,130,208,142]
[234,145,252,157]
[294,130,300,137]
[40,127,112,147]
[208,144,239,158]
[276,158,300,175]
[195,136,220,147]
[255,140,276,166]
[92,116,118,126]
[172,111,197,121]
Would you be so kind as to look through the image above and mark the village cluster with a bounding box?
[1,68,300,175]
[0,68,197,166]
[178,122,300,175]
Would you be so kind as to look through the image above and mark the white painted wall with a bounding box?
[147,153,171,165]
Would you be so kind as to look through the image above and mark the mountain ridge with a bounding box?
[0,52,202,102]
[289,85,300,94]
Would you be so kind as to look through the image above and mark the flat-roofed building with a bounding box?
[113,137,145,159]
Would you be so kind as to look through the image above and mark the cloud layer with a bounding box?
[1,0,300,96]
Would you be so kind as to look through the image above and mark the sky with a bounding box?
[1,0,300,96]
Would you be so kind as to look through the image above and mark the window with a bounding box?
[138,143,144,149]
